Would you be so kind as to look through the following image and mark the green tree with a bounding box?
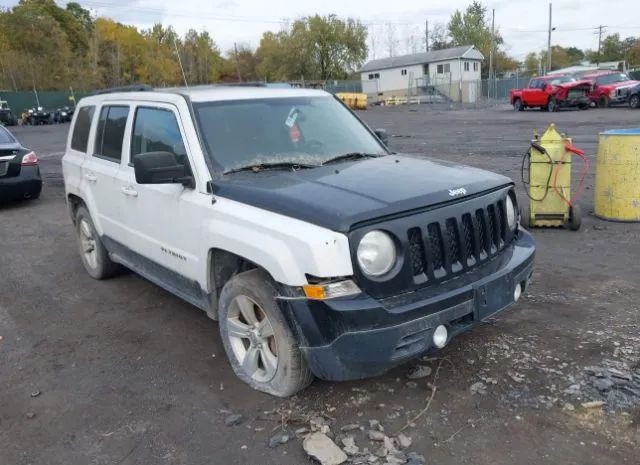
[429,22,451,51]
[565,46,584,64]
[254,15,367,81]
[523,52,539,75]
[447,1,503,77]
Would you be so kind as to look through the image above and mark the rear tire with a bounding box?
[569,204,582,231]
[74,206,122,279]
[218,269,313,397]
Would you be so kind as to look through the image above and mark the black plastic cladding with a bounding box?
[349,187,517,299]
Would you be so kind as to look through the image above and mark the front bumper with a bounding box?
[281,229,535,381]
[560,96,591,107]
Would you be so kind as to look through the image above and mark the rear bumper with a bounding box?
[0,166,42,199]
[281,229,535,381]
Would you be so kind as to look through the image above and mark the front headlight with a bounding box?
[609,89,617,98]
[357,230,396,276]
[506,194,517,230]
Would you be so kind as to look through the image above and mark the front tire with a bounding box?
[218,269,313,397]
[548,98,558,112]
[630,94,640,109]
[74,206,122,279]
[598,96,610,108]
[513,99,523,111]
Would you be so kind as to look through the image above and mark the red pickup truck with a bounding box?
[509,75,592,112]
[583,71,640,107]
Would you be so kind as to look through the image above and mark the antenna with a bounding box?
[173,36,189,88]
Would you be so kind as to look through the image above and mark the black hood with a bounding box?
[212,154,512,232]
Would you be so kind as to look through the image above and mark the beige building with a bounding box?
[360,45,484,103]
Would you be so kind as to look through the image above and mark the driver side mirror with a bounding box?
[133,151,194,187]
[374,128,389,146]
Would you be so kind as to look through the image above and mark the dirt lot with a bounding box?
[1,105,639,465]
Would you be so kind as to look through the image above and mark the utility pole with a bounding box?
[489,8,494,98]
[425,20,429,52]
[547,3,552,74]
[596,25,606,66]
[233,42,242,82]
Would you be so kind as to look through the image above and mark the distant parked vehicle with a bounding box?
[584,71,640,107]
[625,83,640,109]
[0,101,18,126]
[0,125,42,201]
[52,106,74,123]
[24,107,52,125]
[509,75,592,112]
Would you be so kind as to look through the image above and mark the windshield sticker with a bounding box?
[285,108,299,128]
[289,124,301,143]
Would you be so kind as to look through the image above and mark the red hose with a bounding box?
[551,143,590,207]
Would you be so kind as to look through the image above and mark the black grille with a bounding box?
[407,227,426,275]
[407,200,510,282]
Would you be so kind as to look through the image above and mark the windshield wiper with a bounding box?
[322,152,382,166]
[224,162,319,175]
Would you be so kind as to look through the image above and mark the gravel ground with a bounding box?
[1,104,639,465]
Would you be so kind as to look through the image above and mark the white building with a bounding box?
[360,45,484,103]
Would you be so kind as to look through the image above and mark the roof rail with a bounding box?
[216,82,267,87]
[91,84,154,95]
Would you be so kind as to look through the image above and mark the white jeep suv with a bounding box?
[62,85,535,397]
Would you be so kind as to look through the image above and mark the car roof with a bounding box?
[78,85,331,106]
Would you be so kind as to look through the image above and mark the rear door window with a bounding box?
[71,106,95,152]
[94,105,129,162]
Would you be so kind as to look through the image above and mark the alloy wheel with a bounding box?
[79,219,98,270]
[226,294,278,383]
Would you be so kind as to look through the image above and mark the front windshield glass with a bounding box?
[596,73,629,85]
[194,96,387,173]
[550,76,576,85]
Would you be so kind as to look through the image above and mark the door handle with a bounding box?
[121,186,138,198]
[84,173,97,182]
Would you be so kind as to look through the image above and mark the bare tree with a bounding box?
[368,24,381,59]
[385,23,398,57]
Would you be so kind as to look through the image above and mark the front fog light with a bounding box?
[433,325,448,348]
[514,283,522,302]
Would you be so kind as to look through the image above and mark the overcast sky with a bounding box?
[4,0,639,61]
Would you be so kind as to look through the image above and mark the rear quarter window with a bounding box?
[71,106,95,152]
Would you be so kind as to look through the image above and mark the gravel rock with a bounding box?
[593,378,614,392]
[341,436,360,455]
[340,424,360,432]
[224,413,244,426]
[303,432,348,465]
[369,430,386,441]
[383,436,395,451]
[581,401,604,409]
[385,452,408,465]
[470,382,488,395]
[368,419,383,431]
[30,390,41,398]
[25,412,35,419]
[405,381,418,389]
[269,429,294,448]
[373,445,388,458]
[407,365,432,380]
[406,451,426,465]
[396,433,412,448]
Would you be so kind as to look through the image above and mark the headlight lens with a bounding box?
[357,230,396,276]
[506,194,517,230]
